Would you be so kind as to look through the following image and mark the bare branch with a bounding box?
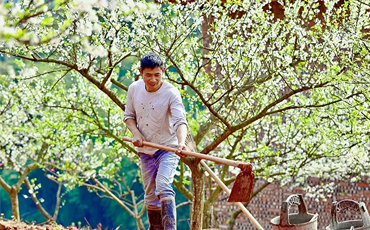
[200,80,331,154]
[82,182,106,193]
[265,92,363,116]
[15,163,39,190]
[111,78,128,91]
[354,0,370,7]
[173,178,193,201]
[166,54,231,129]
[92,178,135,217]
[0,99,12,116]
[24,177,54,222]
[51,68,72,91]
[0,50,78,70]
[53,181,62,220]
[176,201,192,209]
[0,176,11,193]
[16,69,69,81]
[0,50,126,112]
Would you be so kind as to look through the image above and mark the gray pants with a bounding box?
[138,150,180,210]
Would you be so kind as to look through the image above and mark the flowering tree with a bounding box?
[1,0,370,229]
[0,0,149,228]
[0,66,149,228]
[194,0,370,228]
[0,71,61,221]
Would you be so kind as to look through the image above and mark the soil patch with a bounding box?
[0,219,106,230]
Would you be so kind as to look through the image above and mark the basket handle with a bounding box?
[330,200,370,228]
[280,194,308,226]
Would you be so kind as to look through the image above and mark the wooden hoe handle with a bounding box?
[122,136,252,172]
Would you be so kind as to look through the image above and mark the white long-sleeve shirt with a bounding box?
[124,79,187,154]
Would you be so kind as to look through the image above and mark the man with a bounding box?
[124,52,187,230]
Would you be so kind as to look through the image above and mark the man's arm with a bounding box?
[176,123,187,151]
[124,83,145,147]
[125,118,145,147]
[169,89,188,155]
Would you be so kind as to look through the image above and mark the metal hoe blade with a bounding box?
[228,163,255,203]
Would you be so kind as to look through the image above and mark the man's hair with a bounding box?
[140,52,165,69]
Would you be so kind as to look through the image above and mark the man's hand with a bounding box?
[175,124,187,157]
[176,143,187,158]
[132,133,145,147]
[125,118,145,147]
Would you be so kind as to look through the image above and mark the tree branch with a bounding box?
[24,177,54,221]
[92,178,135,217]
[111,78,128,91]
[82,182,106,193]
[0,99,12,116]
[0,50,126,112]
[173,179,193,201]
[0,50,77,70]
[0,176,11,193]
[51,68,72,91]
[176,201,192,209]
[166,54,231,129]
[265,92,363,116]
[201,81,330,154]
[15,163,39,190]
[53,182,63,220]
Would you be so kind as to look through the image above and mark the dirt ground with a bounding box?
[0,219,105,230]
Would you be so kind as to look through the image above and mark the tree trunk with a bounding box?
[0,166,38,222]
[203,202,212,229]
[202,201,219,229]
[188,161,205,230]
[10,187,20,221]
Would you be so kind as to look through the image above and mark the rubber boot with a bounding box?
[161,197,176,230]
[147,209,164,230]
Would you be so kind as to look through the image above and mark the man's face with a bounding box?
[140,67,164,92]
